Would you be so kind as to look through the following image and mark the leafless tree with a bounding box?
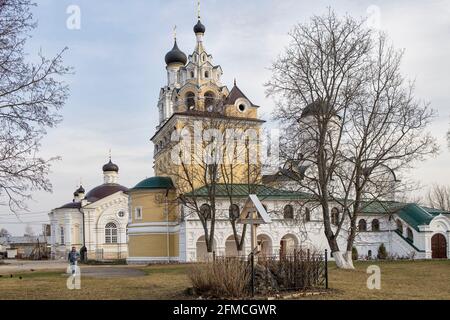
[0,228,10,237]
[161,97,234,256]
[266,10,437,268]
[427,184,450,211]
[220,123,262,254]
[0,0,70,212]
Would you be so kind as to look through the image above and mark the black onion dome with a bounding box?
[165,40,187,65]
[193,19,205,34]
[102,159,119,172]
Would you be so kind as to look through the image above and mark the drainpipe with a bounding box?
[78,208,86,261]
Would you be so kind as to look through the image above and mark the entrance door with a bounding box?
[431,234,447,259]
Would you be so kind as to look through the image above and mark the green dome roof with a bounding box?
[132,176,174,190]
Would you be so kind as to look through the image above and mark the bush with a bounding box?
[352,247,358,261]
[377,243,387,260]
[189,257,250,298]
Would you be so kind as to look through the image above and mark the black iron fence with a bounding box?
[212,249,328,296]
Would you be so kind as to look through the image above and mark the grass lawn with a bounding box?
[0,260,449,300]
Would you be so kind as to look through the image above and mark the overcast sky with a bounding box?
[1,0,449,235]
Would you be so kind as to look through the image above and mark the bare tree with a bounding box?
[220,123,262,254]
[0,0,70,212]
[161,97,233,256]
[427,184,450,211]
[0,228,10,237]
[266,10,437,268]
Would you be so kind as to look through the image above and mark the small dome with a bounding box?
[76,185,85,194]
[193,20,206,34]
[300,100,336,119]
[103,159,119,172]
[132,176,174,190]
[165,40,187,65]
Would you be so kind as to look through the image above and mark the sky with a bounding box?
[1,0,449,235]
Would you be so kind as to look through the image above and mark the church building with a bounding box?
[49,158,129,260]
[126,15,450,264]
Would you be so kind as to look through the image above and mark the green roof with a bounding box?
[397,204,434,231]
[185,184,313,200]
[131,176,174,190]
[421,206,450,216]
[359,201,405,214]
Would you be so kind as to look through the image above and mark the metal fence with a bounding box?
[213,249,328,296]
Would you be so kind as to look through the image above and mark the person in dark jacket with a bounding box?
[68,247,80,275]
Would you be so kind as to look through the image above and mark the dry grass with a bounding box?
[189,258,250,298]
[318,259,450,300]
[0,260,449,300]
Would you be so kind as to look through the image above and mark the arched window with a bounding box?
[60,226,65,244]
[304,207,311,222]
[371,219,380,231]
[105,222,118,244]
[204,91,215,110]
[229,204,240,220]
[358,219,367,232]
[200,204,211,220]
[396,219,403,233]
[283,205,294,219]
[185,92,196,110]
[368,250,372,259]
[331,207,340,226]
[407,228,413,242]
[204,71,209,78]
[190,71,195,78]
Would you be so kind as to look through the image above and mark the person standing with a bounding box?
[68,246,80,275]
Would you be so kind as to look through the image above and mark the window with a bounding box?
[358,219,367,232]
[200,203,211,220]
[105,222,118,244]
[283,205,294,220]
[190,71,194,78]
[304,207,311,222]
[229,204,240,220]
[238,104,246,112]
[407,228,413,242]
[368,250,372,259]
[331,207,340,226]
[396,219,403,233]
[60,226,65,244]
[204,92,215,111]
[185,92,195,110]
[135,207,143,220]
[371,219,380,231]
[118,211,125,218]
[205,71,209,78]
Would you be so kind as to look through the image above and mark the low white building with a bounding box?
[178,185,449,262]
[127,181,450,264]
[48,159,129,260]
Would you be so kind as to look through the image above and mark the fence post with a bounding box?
[324,249,328,289]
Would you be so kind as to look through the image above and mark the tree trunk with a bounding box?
[332,250,355,269]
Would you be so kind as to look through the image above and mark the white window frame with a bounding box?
[60,226,65,244]
[105,222,118,244]
[135,206,143,220]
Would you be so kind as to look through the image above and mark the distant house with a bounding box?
[2,236,48,259]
